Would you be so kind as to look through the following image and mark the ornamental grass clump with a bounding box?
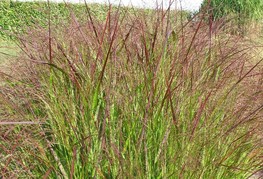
[0,2,262,178]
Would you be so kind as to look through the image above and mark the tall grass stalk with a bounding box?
[0,2,262,178]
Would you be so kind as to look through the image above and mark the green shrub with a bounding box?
[202,0,263,20]
[201,0,263,34]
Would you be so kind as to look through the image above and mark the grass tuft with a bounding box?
[0,1,262,178]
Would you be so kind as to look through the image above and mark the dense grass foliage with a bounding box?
[0,2,263,178]
[202,0,263,20]
[0,0,109,39]
[201,0,263,35]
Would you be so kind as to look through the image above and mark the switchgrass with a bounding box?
[0,2,263,178]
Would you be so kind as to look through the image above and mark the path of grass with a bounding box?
[0,39,18,65]
[0,39,19,90]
